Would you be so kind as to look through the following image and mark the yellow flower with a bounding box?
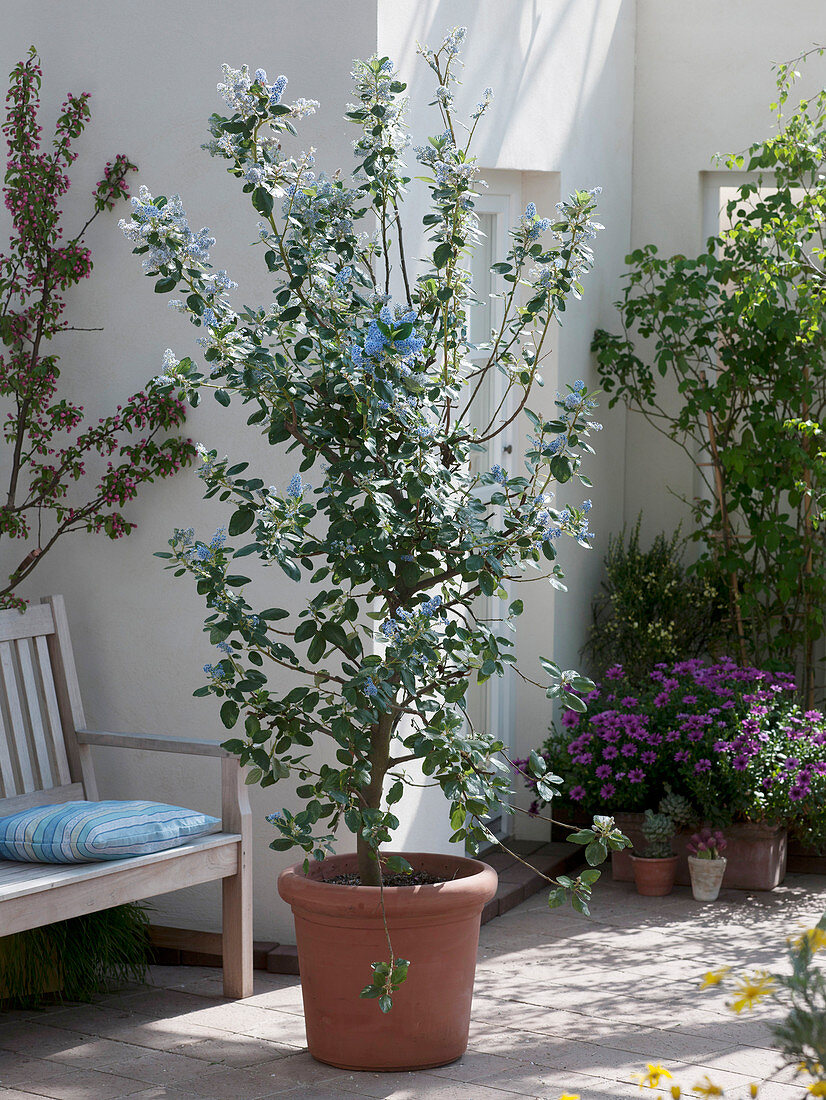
[750,1085,760,1097]
[729,970,777,1014]
[699,967,731,989]
[670,1088,682,1099]
[791,927,826,954]
[693,1077,724,1097]
[807,1083,826,1096]
[557,1095,581,1100]
[632,1064,673,1089]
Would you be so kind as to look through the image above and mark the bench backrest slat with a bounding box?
[0,597,96,814]
[0,641,36,793]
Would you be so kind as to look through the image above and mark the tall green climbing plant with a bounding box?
[593,50,826,703]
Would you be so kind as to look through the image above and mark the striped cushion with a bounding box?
[0,801,221,863]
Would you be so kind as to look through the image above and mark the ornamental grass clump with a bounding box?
[521,657,826,850]
[122,29,626,1005]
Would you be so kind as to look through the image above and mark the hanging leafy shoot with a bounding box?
[124,30,627,1008]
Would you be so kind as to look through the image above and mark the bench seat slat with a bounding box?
[0,834,241,939]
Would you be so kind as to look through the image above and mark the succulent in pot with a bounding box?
[122,26,628,1071]
[630,809,678,896]
[687,826,728,901]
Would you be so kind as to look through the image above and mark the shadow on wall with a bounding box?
[387,0,619,171]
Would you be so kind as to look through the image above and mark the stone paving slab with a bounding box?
[1,873,824,1098]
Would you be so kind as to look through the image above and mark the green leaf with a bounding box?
[307,634,326,663]
[228,509,255,536]
[220,700,239,728]
[584,838,608,866]
[433,242,452,268]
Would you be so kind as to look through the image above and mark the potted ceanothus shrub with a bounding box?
[629,810,678,896]
[121,29,627,1071]
[687,827,727,901]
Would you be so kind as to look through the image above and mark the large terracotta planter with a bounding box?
[277,851,498,1072]
[612,813,787,891]
[629,854,678,896]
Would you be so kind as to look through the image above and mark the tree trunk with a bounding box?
[356,712,394,887]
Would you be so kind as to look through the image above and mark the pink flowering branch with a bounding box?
[0,48,196,609]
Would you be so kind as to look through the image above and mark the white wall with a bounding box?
[15,0,800,939]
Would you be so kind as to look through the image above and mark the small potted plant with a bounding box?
[630,809,678,896]
[687,827,727,901]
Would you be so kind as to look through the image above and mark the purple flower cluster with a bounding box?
[520,659,826,849]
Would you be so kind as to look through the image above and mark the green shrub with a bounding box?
[583,516,729,681]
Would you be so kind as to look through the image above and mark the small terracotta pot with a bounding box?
[629,853,678,896]
[277,851,498,1072]
[688,855,727,901]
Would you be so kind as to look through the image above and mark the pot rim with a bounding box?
[687,854,728,864]
[278,850,498,920]
[629,853,679,863]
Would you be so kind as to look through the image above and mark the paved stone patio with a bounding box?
[1,873,825,1099]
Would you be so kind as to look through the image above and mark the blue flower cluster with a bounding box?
[381,594,443,640]
[334,266,352,291]
[287,474,305,499]
[120,187,215,274]
[521,202,553,241]
[217,63,288,120]
[363,677,378,698]
[491,464,507,484]
[203,662,229,681]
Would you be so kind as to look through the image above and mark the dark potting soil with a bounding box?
[324,870,450,887]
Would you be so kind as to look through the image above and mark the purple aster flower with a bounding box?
[627,769,645,784]
[605,664,624,681]
[732,754,749,771]
[595,764,613,779]
[621,742,637,758]
[694,758,712,774]
[674,749,690,763]
[569,785,586,801]
[602,745,618,760]
[621,696,638,708]
[641,750,657,765]
[599,783,616,799]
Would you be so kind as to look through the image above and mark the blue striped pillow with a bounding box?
[0,801,221,863]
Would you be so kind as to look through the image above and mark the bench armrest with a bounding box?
[76,730,251,840]
[76,729,230,758]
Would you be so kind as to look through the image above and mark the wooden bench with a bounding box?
[0,595,253,999]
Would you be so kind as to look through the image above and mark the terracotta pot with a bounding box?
[629,853,678,896]
[688,855,727,901]
[277,851,498,1071]
[612,813,787,891]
